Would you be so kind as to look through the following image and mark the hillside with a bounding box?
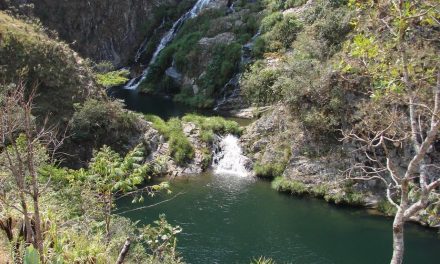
[0,11,97,122]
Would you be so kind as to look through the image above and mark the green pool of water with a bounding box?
[117,173,440,264]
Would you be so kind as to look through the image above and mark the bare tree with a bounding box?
[343,72,440,264]
[0,79,65,261]
[341,1,440,263]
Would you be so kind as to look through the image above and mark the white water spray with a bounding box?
[213,135,250,177]
[125,0,213,90]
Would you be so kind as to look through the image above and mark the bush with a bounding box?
[182,114,242,143]
[271,177,308,195]
[264,14,302,51]
[284,0,308,9]
[95,69,129,88]
[324,189,364,205]
[377,200,397,216]
[0,12,97,123]
[254,162,286,179]
[71,99,139,144]
[241,62,281,106]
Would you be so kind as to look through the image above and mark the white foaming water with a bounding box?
[213,134,250,177]
[125,0,213,90]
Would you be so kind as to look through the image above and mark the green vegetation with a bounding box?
[271,177,308,195]
[138,0,200,63]
[71,99,141,153]
[377,200,398,217]
[144,114,241,164]
[145,115,195,165]
[272,177,365,205]
[95,69,130,88]
[182,114,242,143]
[0,11,97,122]
[0,86,182,263]
[251,256,276,264]
[139,1,262,108]
[254,162,286,179]
[242,0,353,139]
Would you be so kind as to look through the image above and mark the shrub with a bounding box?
[284,0,308,9]
[197,43,242,104]
[254,162,286,179]
[71,99,138,143]
[324,189,365,205]
[377,200,398,216]
[95,69,129,88]
[264,14,302,51]
[182,114,242,143]
[271,177,308,195]
[241,62,281,106]
[260,12,283,33]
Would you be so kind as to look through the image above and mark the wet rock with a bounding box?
[165,66,183,83]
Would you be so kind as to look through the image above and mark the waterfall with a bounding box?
[125,0,213,90]
[213,134,250,177]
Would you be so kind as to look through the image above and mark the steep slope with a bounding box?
[0,11,97,122]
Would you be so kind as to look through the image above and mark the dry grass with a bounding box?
[0,236,11,263]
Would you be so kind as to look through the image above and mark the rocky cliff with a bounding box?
[1,0,188,66]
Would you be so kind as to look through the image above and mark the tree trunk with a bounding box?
[32,194,44,260]
[19,192,33,244]
[105,192,112,243]
[116,238,131,264]
[390,211,405,264]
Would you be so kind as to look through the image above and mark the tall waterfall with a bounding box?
[213,134,250,177]
[125,0,213,90]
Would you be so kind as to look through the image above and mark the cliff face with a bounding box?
[31,0,178,66]
[0,0,186,66]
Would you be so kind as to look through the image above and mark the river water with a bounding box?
[117,173,439,264]
[111,88,440,263]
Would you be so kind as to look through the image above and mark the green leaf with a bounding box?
[24,245,40,264]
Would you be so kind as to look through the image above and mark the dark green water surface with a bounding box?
[109,88,190,119]
[117,173,440,264]
[108,88,254,126]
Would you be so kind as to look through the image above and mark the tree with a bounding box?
[86,145,169,241]
[0,80,64,261]
[341,1,440,263]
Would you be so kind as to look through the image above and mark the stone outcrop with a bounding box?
[241,105,379,203]
[143,121,211,177]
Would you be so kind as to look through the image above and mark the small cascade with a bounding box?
[125,0,213,90]
[213,134,250,177]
